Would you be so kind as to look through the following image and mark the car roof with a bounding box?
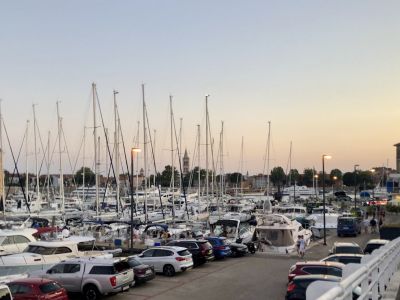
[366,239,389,245]
[295,261,345,268]
[9,278,56,285]
[334,242,360,247]
[292,275,341,282]
[171,239,208,243]
[146,246,187,252]
[60,256,122,264]
[323,254,364,259]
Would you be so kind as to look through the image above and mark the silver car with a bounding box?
[31,257,134,300]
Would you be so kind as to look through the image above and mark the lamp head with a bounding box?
[132,148,141,153]
[323,155,332,160]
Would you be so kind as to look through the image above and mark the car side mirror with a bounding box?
[47,269,52,274]
[329,250,333,254]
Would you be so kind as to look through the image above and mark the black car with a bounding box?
[286,275,341,300]
[166,239,214,266]
[127,256,156,283]
[229,242,249,257]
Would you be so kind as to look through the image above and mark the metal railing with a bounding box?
[307,236,400,300]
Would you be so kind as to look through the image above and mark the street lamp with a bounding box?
[370,169,376,199]
[332,176,338,195]
[354,164,359,210]
[314,174,319,198]
[130,147,141,251]
[322,154,332,246]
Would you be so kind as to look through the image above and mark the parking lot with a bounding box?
[112,232,378,300]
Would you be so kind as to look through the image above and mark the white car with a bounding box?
[135,246,193,276]
[0,229,37,255]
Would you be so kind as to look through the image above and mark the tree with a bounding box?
[303,168,316,186]
[74,167,95,186]
[160,165,180,187]
[228,173,242,185]
[270,167,286,192]
[330,169,342,181]
[288,169,300,184]
[342,172,354,186]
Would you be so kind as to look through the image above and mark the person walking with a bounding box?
[370,218,377,234]
[298,235,306,259]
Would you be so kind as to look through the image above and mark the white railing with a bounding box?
[307,236,400,300]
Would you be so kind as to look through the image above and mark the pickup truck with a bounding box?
[31,256,134,300]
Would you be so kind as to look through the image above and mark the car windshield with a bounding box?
[212,224,237,238]
[336,246,360,254]
[114,261,131,273]
[338,219,355,225]
[24,245,57,255]
[39,282,62,294]
[364,244,383,253]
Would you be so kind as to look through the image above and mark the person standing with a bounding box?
[298,235,306,258]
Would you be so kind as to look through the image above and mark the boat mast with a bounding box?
[82,126,86,201]
[142,84,148,223]
[153,129,156,189]
[205,95,209,214]
[197,124,201,218]
[170,95,175,224]
[219,121,224,219]
[266,121,271,200]
[25,120,29,207]
[56,102,64,215]
[92,83,99,216]
[0,100,5,218]
[135,121,140,214]
[179,118,183,192]
[240,136,244,195]
[113,90,120,216]
[33,104,39,203]
[46,131,50,203]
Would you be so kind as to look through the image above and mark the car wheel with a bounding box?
[163,264,176,277]
[83,284,101,300]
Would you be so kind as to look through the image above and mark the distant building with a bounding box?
[183,149,190,175]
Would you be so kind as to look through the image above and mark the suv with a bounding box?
[136,246,193,276]
[321,253,364,264]
[166,239,214,266]
[330,242,362,255]
[363,239,389,254]
[205,237,232,259]
[0,285,12,300]
[337,217,361,237]
[287,261,344,282]
[32,257,134,300]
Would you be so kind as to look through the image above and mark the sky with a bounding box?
[0,1,399,176]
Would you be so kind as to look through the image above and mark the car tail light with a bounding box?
[215,246,225,250]
[136,269,146,274]
[287,282,296,293]
[289,265,296,273]
[175,257,186,262]
[110,276,117,287]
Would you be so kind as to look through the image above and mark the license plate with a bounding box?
[343,227,349,229]
[122,285,129,291]
[145,269,152,275]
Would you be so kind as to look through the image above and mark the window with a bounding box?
[114,261,130,273]
[49,264,65,274]
[335,246,361,254]
[8,284,31,295]
[63,264,81,273]
[177,249,191,256]
[13,236,30,244]
[1,237,13,246]
[141,249,155,257]
[128,258,142,267]
[153,249,173,257]
[326,267,342,277]
[39,282,62,294]
[302,267,325,275]
[89,266,115,275]
[54,247,72,254]
[25,246,55,255]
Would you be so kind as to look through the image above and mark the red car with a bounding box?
[8,278,68,300]
[287,261,344,282]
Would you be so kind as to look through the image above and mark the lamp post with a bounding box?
[332,176,337,195]
[322,154,332,246]
[354,164,359,210]
[130,147,141,251]
[370,169,376,199]
[314,174,319,198]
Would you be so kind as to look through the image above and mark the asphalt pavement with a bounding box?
[112,231,379,300]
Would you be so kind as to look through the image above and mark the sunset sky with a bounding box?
[0,1,399,176]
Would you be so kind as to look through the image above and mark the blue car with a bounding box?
[205,237,232,259]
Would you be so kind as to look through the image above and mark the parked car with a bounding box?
[330,242,362,254]
[228,242,249,257]
[135,246,193,276]
[127,256,155,284]
[363,239,390,254]
[0,285,12,300]
[166,239,214,266]
[205,237,232,259]
[287,261,345,282]
[286,275,341,300]
[8,278,68,300]
[321,253,364,264]
[30,257,134,300]
[337,217,361,237]
[286,275,361,300]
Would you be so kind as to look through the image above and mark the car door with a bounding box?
[152,249,173,272]
[59,263,82,292]
[137,249,155,268]
[44,263,65,283]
